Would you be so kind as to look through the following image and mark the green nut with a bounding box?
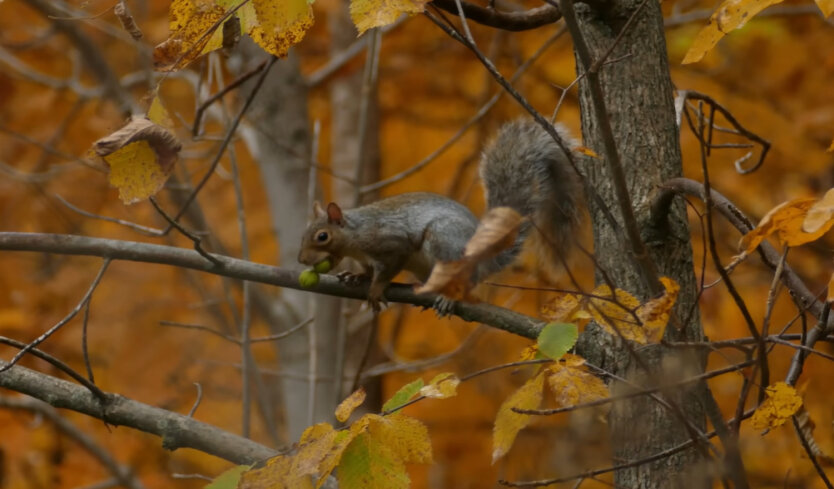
[299,269,320,288]
[313,259,332,274]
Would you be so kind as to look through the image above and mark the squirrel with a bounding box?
[298,119,583,312]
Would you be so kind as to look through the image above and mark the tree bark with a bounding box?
[570,0,709,486]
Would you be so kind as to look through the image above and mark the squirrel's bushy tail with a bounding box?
[478,119,583,276]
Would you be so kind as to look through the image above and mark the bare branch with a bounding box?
[0,362,278,464]
[0,232,546,339]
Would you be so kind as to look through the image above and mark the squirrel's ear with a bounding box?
[326,203,344,226]
[313,201,327,219]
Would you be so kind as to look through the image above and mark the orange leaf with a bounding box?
[682,0,784,64]
[803,188,834,234]
[738,198,833,253]
[636,277,679,343]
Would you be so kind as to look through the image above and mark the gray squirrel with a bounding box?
[298,120,583,311]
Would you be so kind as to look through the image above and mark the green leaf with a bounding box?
[337,433,409,489]
[536,323,578,360]
[382,378,424,412]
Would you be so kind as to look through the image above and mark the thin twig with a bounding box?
[0,258,111,373]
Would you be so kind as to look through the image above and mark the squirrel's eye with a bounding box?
[316,231,329,242]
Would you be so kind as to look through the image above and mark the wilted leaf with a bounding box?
[794,405,834,466]
[739,198,833,253]
[751,382,802,430]
[154,0,313,71]
[294,423,339,476]
[545,354,609,409]
[636,277,679,343]
[350,0,430,36]
[803,188,834,233]
[335,388,366,423]
[536,323,578,360]
[114,1,143,40]
[587,284,646,344]
[413,259,475,302]
[492,371,545,463]
[94,117,181,204]
[416,207,521,302]
[682,0,784,64]
[419,373,459,399]
[541,292,581,323]
[204,464,249,489]
[382,378,424,412]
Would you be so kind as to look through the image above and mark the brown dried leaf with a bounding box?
[93,117,181,204]
[416,207,521,301]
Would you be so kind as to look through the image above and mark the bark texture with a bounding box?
[570,0,709,487]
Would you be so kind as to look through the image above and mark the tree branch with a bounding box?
[432,0,562,31]
[0,232,545,339]
[0,362,278,465]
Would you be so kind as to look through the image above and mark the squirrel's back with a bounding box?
[479,120,583,272]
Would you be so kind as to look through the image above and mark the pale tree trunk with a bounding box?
[327,0,383,406]
[240,42,342,441]
[569,0,709,487]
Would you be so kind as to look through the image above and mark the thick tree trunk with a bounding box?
[570,0,709,487]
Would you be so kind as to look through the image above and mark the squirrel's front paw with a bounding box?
[337,271,368,287]
[367,283,388,313]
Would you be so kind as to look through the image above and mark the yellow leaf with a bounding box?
[492,371,545,463]
[294,424,338,476]
[336,388,367,423]
[240,0,313,58]
[153,0,226,71]
[541,292,581,323]
[545,355,609,409]
[153,0,313,71]
[682,0,785,64]
[350,0,429,36]
[518,345,539,361]
[636,277,680,343]
[828,136,834,152]
[337,433,409,489]
[750,382,802,430]
[587,284,646,344]
[803,188,834,233]
[148,94,174,129]
[368,413,433,464]
[739,197,833,253]
[94,117,181,204]
[419,372,459,399]
[816,0,834,17]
